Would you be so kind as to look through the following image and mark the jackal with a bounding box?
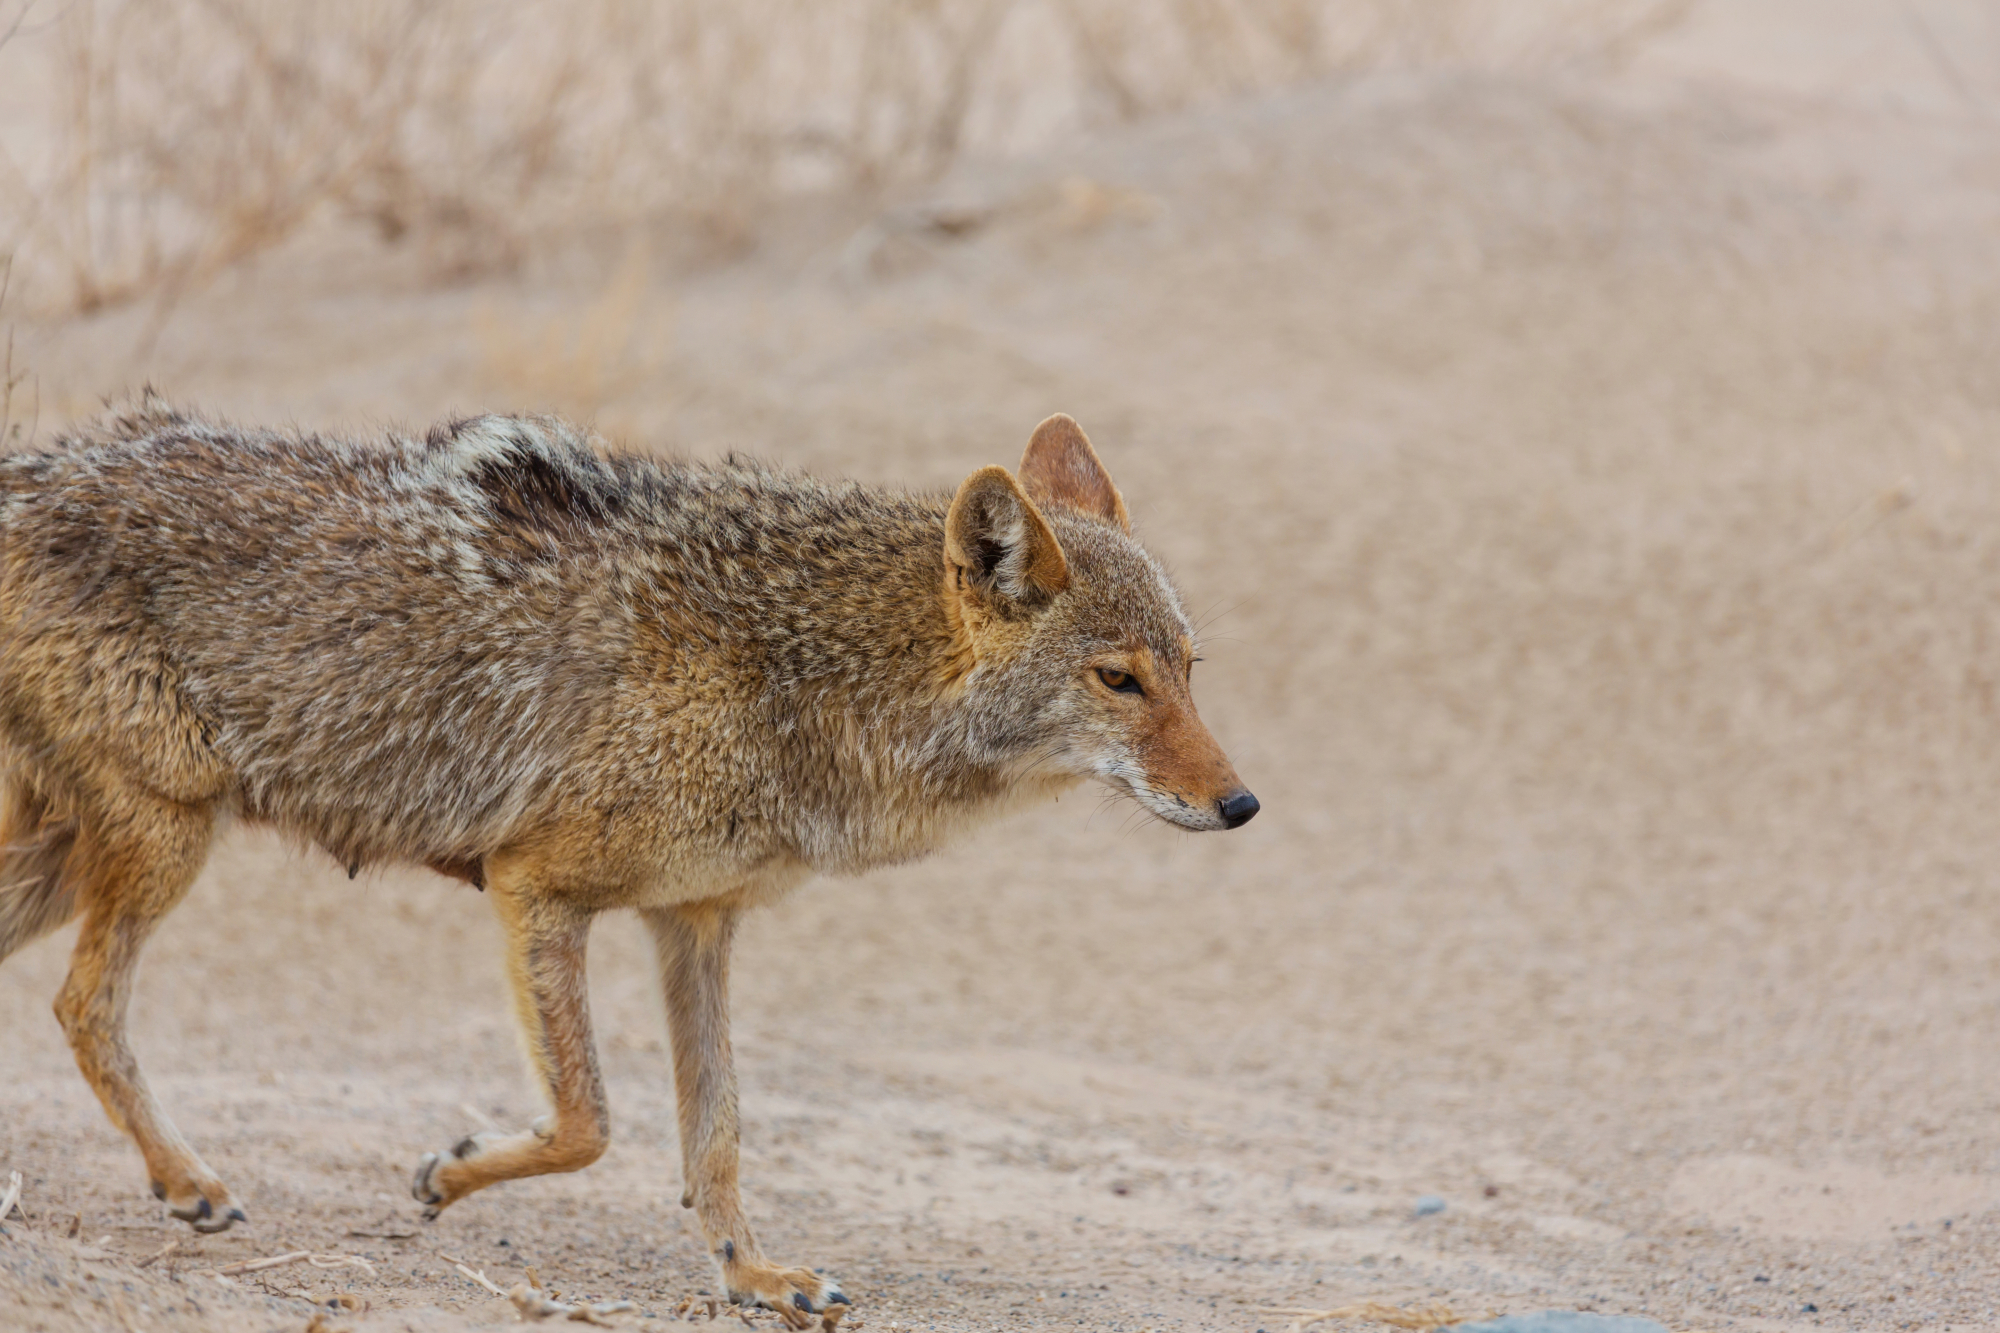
[0,399,1256,1316]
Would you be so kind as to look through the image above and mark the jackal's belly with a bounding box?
[493,828,814,912]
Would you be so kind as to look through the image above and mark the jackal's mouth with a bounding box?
[1100,770,1230,832]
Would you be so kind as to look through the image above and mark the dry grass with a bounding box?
[0,9,29,447]
[0,259,33,452]
[0,0,1695,318]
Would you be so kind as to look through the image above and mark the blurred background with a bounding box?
[6,3,2000,1330]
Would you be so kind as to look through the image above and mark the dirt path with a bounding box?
[10,8,2000,1329]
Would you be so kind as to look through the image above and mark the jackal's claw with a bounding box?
[412,1151,446,1211]
[159,1182,247,1234]
[413,1129,500,1218]
[724,1261,848,1326]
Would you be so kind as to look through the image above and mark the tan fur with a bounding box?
[0,398,1255,1312]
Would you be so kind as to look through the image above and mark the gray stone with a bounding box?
[1413,1194,1447,1216]
[1455,1313,1668,1333]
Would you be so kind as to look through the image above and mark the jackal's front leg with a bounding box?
[644,902,847,1322]
[411,872,607,1216]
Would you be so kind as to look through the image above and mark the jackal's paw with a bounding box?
[724,1259,848,1326]
[411,1131,501,1219]
[151,1176,247,1234]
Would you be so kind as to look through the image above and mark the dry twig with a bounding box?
[134,1239,182,1269]
[439,1252,508,1296]
[0,1170,22,1225]
[508,1280,637,1324]
[210,1249,376,1278]
[1260,1300,1481,1331]
[212,1250,307,1276]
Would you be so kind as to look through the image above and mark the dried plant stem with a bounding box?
[438,1252,509,1296]
[209,1250,376,1278]
[133,1239,182,1269]
[508,1280,638,1325]
[1260,1300,1484,1331]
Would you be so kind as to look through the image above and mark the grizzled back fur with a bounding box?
[3,398,941,876]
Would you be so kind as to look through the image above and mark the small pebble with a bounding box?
[1414,1194,1447,1217]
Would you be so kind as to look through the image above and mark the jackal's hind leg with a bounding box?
[644,902,847,1319]
[0,773,80,964]
[54,797,242,1232]
[411,875,606,1217]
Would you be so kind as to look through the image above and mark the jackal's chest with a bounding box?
[624,850,815,911]
[787,768,1085,876]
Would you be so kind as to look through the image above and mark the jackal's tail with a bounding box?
[0,767,79,964]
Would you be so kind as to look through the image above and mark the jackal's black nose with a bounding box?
[1219,790,1260,829]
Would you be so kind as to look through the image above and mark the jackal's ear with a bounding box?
[945,465,1070,605]
[1019,414,1130,533]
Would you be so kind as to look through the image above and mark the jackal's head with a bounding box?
[942,415,1258,832]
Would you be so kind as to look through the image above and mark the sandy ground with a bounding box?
[11,5,2000,1330]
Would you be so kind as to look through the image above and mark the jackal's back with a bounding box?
[1,398,963,878]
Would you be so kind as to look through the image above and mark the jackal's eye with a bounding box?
[1096,667,1143,695]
